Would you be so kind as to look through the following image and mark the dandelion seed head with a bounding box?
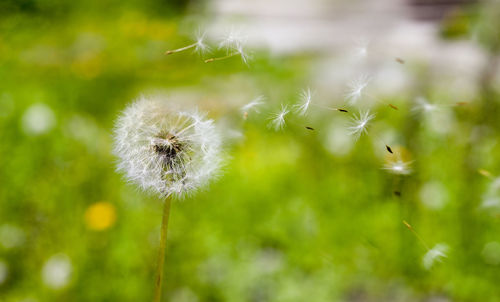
[268,104,289,131]
[423,243,449,270]
[347,110,375,140]
[113,97,223,198]
[345,75,370,105]
[294,88,312,116]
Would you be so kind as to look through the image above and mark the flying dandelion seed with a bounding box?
[113,97,223,198]
[268,104,289,131]
[165,31,211,56]
[205,41,250,64]
[241,96,265,119]
[412,97,438,114]
[345,75,370,105]
[294,88,313,116]
[219,28,245,51]
[423,243,449,270]
[347,110,375,140]
[383,159,412,175]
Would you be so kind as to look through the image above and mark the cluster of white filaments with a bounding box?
[294,88,312,116]
[384,159,412,175]
[347,110,375,140]
[268,104,290,131]
[345,75,370,105]
[423,243,449,270]
[113,97,222,198]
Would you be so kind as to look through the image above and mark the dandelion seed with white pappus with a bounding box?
[423,243,449,270]
[219,28,245,51]
[241,96,265,119]
[113,97,223,302]
[165,31,211,56]
[294,88,312,116]
[268,104,289,131]
[345,75,370,105]
[384,159,412,175]
[412,97,438,114]
[205,41,250,64]
[347,110,375,140]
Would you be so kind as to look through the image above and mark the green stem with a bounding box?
[153,197,172,302]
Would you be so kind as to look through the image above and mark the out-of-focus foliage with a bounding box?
[0,0,499,302]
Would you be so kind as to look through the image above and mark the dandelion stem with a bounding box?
[153,196,172,302]
[204,52,239,63]
[403,220,430,251]
[165,43,197,55]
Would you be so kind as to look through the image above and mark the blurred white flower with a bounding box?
[419,181,448,210]
[268,104,289,131]
[0,260,8,285]
[0,224,26,249]
[325,121,354,157]
[423,243,449,270]
[21,103,55,135]
[42,254,72,289]
[113,97,223,198]
[383,159,412,175]
[347,110,374,140]
[345,75,370,105]
[293,88,312,116]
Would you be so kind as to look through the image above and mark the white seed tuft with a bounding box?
[293,88,313,116]
[268,104,289,131]
[423,243,449,270]
[345,75,370,105]
[347,110,375,140]
[113,97,223,198]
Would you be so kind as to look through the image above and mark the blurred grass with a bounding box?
[1,1,500,302]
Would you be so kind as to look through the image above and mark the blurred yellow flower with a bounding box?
[84,202,117,231]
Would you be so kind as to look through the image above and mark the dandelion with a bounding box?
[294,88,312,116]
[165,31,211,56]
[347,110,375,140]
[113,96,223,302]
[423,243,449,270]
[268,104,289,131]
[241,96,265,119]
[345,75,370,105]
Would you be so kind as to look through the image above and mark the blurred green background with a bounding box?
[1,0,500,301]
